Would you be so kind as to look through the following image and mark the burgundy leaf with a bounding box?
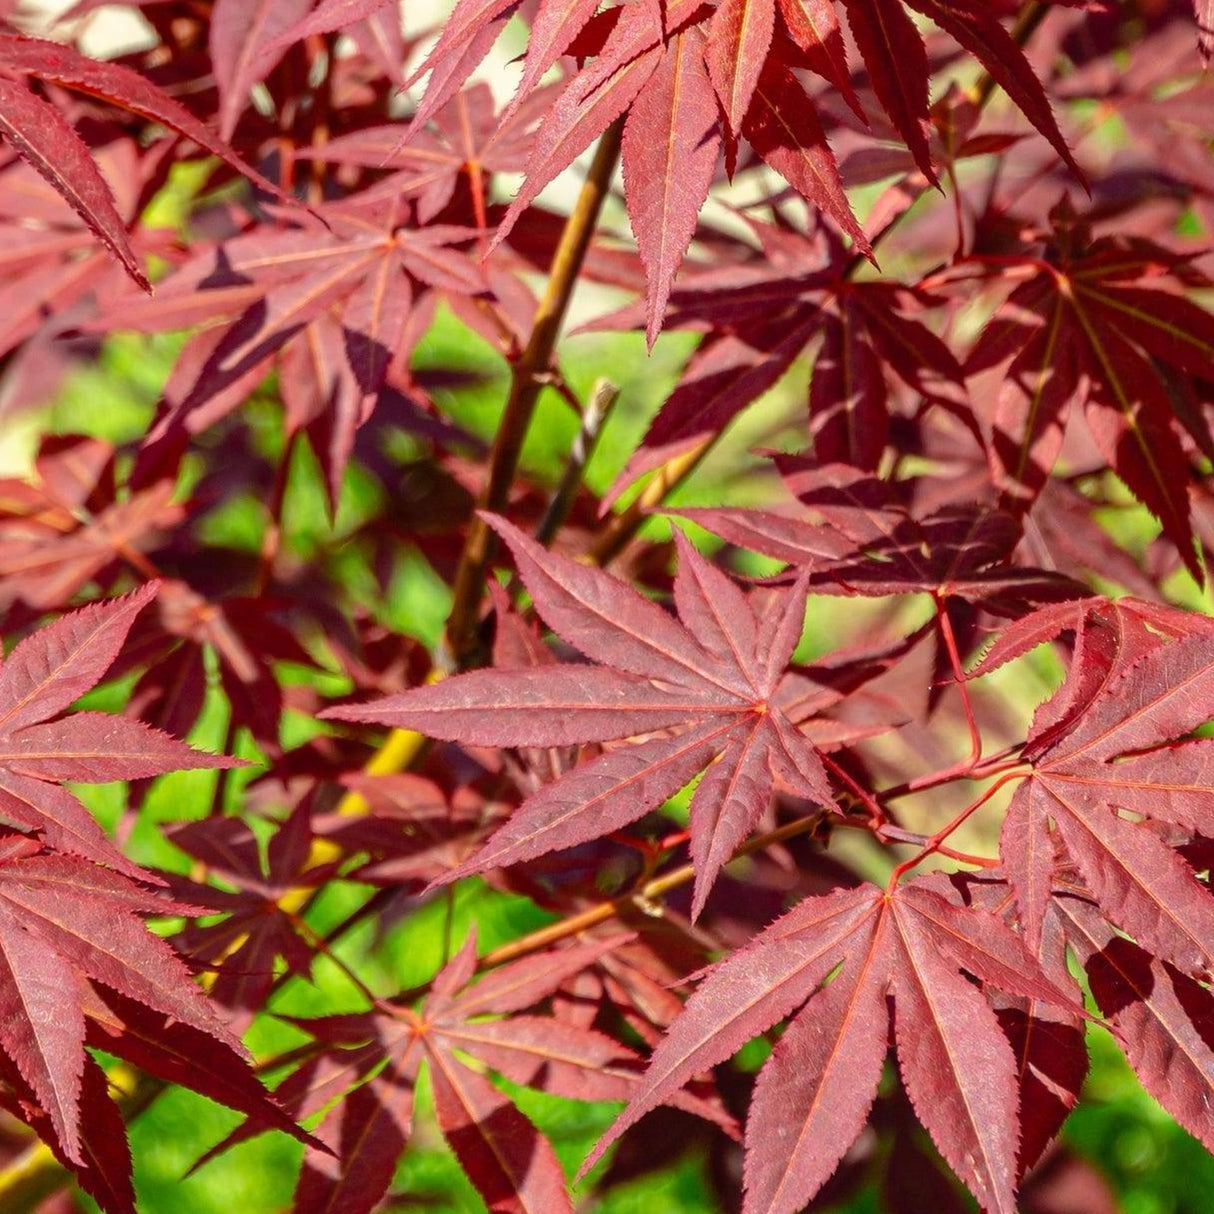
[210,0,312,139]
[594,880,1073,1211]
[428,1046,573,1214]
[742,57,868,255]
[1009,628,1214,967]
[622,29,720,346]
[327,517,832,912]
[0,77,146,289]
[705,0,776,136]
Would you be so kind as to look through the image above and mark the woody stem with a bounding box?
[442,119,624,669]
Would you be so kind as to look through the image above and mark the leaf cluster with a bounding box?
[2,1,1214,1212]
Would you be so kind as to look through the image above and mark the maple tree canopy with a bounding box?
[2,0,1214,1212]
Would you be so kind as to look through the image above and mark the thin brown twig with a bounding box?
[442,121,625,667]
[536,377,619,546]
[479,811,825,967]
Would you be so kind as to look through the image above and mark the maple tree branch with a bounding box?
[877,743,1027,806]
[886,770,1026,888]
[443,120,625,668]
[536,377,619,546]
[477,810,825,968]
[822,753,887,828]
[588,440,712,566]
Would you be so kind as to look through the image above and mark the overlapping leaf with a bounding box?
[1056,893,1214,1155]
[93,195,490,503]
[587,878,1079,1214]
[963,201,1214,576]
[162,801,335,1031]
[117,579,322,750]
[234,933,726,1214]
[404,0,1076,333]
[1002,607,1214,965]
[674,462,1082,610]
[0,586,330,1187]
[0,32,295,285]
[0,585,235,875]
[0,137,178,361]
[309,82,554,227]
[594,222,967,491]
[326,514,835,916]
[0,829,323,1197]
[0,436,182,612]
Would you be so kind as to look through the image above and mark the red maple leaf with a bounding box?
[0,32,294,285]
[161,800,337,1031]
[674,462,1083,610]
[960,197,1214,576]
[1056,891,1214,1158]
[587,876,1080,1214]
[407,0,1076,335]
[0,587,323,1197]
[0,437,181,613]
[594,220,968,489]
[308,81,555,230]
[1001,608,1214,968]
[325,514,836,917]
[205,932,727,1214]
[93,193,492,505]
[0,584,234,875]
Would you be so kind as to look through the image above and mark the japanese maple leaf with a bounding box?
[210,933,724,1214]
[409,0,1075,335]
[0,436,182,612]
[1055,891,1214,1157]
[161,801,335,1031]
[310,82,556,228]
[0,584,236,877]
[586,877,1080,1214]
[1000,609,1214,971]
[838,82,1029,242]
[0,834,215,1164]
[318,772,511,888]
[117,580,320,750]
[325,515,835,917]
[594,220,967,492]
[0,832,320,1202]
[549,916,712,1047]
[94,195,489,504]
[208,0,313,139]
[0,71,149,289]
[261,0,407,81]
[0,32,293,286]
[0,1050,136,1214]
[966,594,1203,686]
[961,198,1214,577]
[673,462,1083,611]
[0,136,182,361]
[206,0,409,136]
[80,982,321,1156]
[1196,0,1214,62]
